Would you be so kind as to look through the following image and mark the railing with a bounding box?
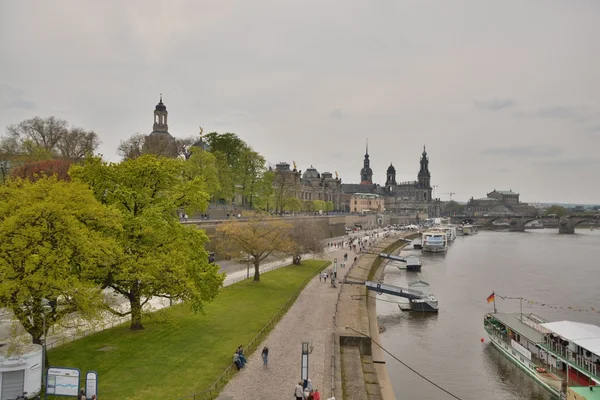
[542,338,600,380]
[177,260,330,400]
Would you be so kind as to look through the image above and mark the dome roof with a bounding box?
[387,163,395,173]
[155,94,167,112]
[302,166,319,179]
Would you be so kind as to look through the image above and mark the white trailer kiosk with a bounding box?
[0,343,42,400]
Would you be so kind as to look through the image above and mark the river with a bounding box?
[377,229,600,400]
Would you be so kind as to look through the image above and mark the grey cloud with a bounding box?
[473,98,516,111]
[329,109,343,119]
[482,146,561,158]
[0,84,36,109]
[533,158,600,168]
[587,125,600,134]
[537,106,582,119]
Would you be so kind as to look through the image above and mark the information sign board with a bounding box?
[46,367,80,397]
[85,371,98,398]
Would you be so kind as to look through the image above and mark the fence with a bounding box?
[176,260,330,400]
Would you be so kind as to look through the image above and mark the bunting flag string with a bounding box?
[496,294,599,313]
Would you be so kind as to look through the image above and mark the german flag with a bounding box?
[487,292,495,303]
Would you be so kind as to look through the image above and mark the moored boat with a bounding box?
[484,312,600,398]
[422,231,448,253]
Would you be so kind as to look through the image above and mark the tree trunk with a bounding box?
[253,260,261,282]
[129,290,144,330]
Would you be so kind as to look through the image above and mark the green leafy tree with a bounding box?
[238,147,265,207]
[313,200,326,212]
[325,201,335,212]
[185,147,221,198]
[213,152,235,202]
[544,205,568,217]
[0,177,121,346]
[252,170,275,211]
[444,200,465,216]
[70,155,224,330]
[284,197,303,212]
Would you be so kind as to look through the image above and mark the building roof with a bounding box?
[302,166,319,179]
[387,163,395,173]
[491,313,545,343]
[491,190,518,195]
[541,321,600,355]
[155,94,167,112]
[352,193,381,199]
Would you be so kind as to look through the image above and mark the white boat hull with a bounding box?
[487,334,562,397]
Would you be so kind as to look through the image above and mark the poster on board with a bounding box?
[85,371,98,398]
[46,367,80,397]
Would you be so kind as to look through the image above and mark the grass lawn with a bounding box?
[47,259,329,400]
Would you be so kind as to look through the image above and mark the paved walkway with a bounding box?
[220,231,389,400]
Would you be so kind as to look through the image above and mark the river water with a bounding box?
[378,229,600,400]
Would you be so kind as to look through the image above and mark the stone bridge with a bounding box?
[452,215,599,234]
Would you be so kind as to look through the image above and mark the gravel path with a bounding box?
[221,231,388,400]
[220,248,349,400]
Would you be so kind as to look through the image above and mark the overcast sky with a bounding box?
[1,1,599,204]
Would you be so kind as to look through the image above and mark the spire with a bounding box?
[422,145,427,156]
[365,138,369,156]
[160,93,163,103]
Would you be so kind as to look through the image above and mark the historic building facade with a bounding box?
[272,162,343,211]
[465,189,537,216]
[350,193,384,213]
[341,144,440,217]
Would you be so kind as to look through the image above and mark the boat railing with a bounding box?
[485,322,569,382]
[542,338,600,380]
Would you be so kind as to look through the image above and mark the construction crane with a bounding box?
[442,192,456,201]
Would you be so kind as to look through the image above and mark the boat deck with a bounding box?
[489,313,544,343]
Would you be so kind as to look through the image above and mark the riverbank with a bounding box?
[334,232,416,400]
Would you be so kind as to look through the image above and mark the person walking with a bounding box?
[294,381,304,400]
[79,389,86,400]
[261,346,269,365]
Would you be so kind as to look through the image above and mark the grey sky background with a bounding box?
[1,1,599,204]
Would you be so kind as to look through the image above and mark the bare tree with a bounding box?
[118,133,146,160]
[56,127,100,161]
[7,116,68,153]
[273,168,299,214]
[5,117,100,162]
[288,219,327,264]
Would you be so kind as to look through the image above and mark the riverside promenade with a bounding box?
[220,230,394,400]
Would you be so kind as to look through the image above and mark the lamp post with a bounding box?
[41,300,50,390]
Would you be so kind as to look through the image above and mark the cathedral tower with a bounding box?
[360,139,373,185]
[417,145,431,189]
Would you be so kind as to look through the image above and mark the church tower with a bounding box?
[144,94,177,158]
[152,93,169,133]
[360,139,373,185]
[385,162,396,186]
[417,145,431,189]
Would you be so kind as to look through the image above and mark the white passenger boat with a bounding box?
[463,224,478,235]
[421,231,448,253]
[484,312,600,398]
